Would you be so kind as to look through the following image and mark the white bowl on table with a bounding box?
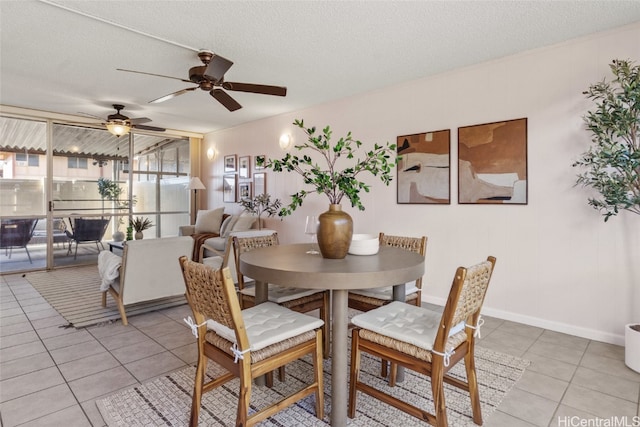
[348,234,379,255]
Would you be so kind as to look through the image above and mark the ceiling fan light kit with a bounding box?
[106,120,131,137]
[118,49,287,112]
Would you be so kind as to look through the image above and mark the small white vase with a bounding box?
[112,230,125,242]
[625,323,640,373]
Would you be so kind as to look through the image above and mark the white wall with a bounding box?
[202,22,640,345]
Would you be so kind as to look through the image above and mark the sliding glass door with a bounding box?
[0,114,191,274]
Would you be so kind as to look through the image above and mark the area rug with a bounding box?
[25,265,187,328]
[97,346,529,426]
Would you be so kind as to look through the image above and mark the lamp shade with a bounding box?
[188,177,206,190]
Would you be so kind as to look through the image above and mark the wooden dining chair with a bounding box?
[179,257,324,427]
[348,256,496,427]
[232,233,331,358]
[348,232,427,311]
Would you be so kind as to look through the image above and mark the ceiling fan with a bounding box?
[117,50,287,112]
[78,104,166,137]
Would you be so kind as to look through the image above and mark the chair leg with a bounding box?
[74,242,79,260]
[465,349,483,425]
[430,361,448,427]
[24,246,32,264]
[237,366,252,427]
[320,291,330,358]
[348,329,362,419]
[101,291,107,307]
[389,362,398,388]
[381,359,388,378]
[190,353,208,427]
[314,330,324,420]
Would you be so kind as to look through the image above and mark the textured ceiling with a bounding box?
[2,1,640,135]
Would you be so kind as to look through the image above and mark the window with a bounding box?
[16,153,40,167]
[67,157,88,169]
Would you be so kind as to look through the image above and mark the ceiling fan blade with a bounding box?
[211,89,242,111]
[149,87,197,104]
[117,68,193,84]
[204,54,234,82]
[222,82,287,97]
[130,117,152,125]
[77,112,104,121]
[133,124,166,132]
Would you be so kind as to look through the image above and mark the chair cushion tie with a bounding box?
[465,316,485,338]
[184,316,207,338]
[231,343,251,363]
[431,347,455,367]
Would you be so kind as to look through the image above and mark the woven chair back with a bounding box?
[450,260,494,326]
[379,233,427,255]
[179,256,239,331]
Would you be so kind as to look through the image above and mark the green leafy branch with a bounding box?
[573,59,640,221]
[259,119,399,216]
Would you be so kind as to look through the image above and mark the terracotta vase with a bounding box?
[317,204,353,259]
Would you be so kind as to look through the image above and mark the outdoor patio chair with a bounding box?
[65,217,110,259]
[348,256,496,426]
[179,257,324,427]
[0,218,38,263]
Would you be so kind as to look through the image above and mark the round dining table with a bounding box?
[240,243,425,427]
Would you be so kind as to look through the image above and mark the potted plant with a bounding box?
[130,216,153,240]
[572,59,640,372]
[97,177,125,241]
[259,119,398,258]
[238,193,282,230]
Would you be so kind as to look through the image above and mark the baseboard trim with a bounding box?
[422,296,625,346]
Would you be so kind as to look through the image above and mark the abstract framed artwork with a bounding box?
[239,156,251,179]
[458,117,528,204]
[253,172,266,196]
[224,155,237,173]
[396,129,451,204]
[223,174,237,203]
[238,181,252,200]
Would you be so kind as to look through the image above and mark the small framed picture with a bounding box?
[239,156,251,179]
[254,172,266,195]
[254,155,266,171]
[223,174,237,203]
[224,155,237,173]
[238,181,252,200]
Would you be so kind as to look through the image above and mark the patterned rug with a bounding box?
[25,265,187,328]
[97,346,529,426]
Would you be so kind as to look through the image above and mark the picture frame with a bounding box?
[458,117,528,204]
[224,155,237,173]
[396,129,451,204]
[254,155,266,171]
[253,172,266,196]
[238,181,252,200]
[223,174,237,203]
[239,156,251,179]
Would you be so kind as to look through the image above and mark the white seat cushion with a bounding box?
[206,302,324,351]
[351,301,464,351]
[349,281,419,301]
[240,284,321,303]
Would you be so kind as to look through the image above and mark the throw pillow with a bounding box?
[220,215,239,238]
[231,215,256,232]
[194,207,225,234]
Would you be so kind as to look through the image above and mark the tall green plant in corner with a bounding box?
[573,59,640,373]
[573,59,640,222]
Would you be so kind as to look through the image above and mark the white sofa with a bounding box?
[101,236,194,325]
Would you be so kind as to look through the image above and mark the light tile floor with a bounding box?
[1,272,639,426]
